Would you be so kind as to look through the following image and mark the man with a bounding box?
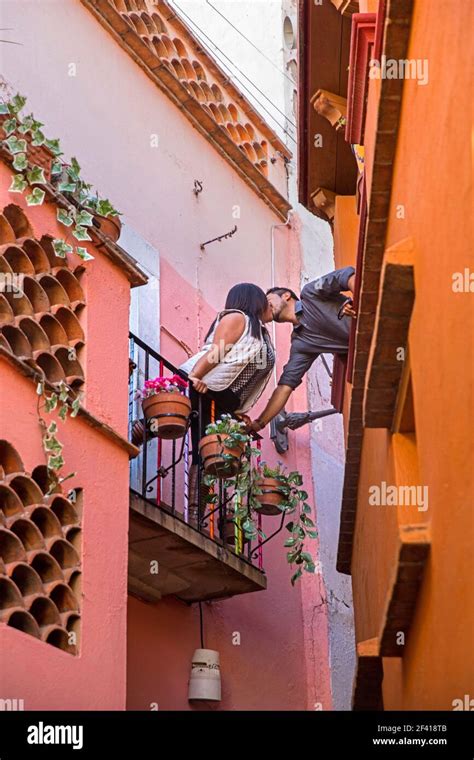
[248,266,356,433]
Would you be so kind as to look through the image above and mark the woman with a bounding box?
[180,283,274,524]
[180,282,275,436]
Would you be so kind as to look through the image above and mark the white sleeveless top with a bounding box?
[179,309,274,414]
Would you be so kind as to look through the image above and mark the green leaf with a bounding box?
[69,156,81,177]
[72,225,91,241]
[52,239,73,258]
[284,537,297,547]
[26,187,45,206]
[5,135,27,154]
[10,94,27,114]
[58,404,68,421]
[44,393,58,412]
[51,160,62,176]
[58,181,77,193]
[2,117,17,136]
[307,529,319,539]
[0,103,9,115]
[302,503,312,514]
[8,173,27,193]
[95,198,119,217]
[12,152,28,172]
[70,396,81,417]
[44,137,62,156]
[57,208,74,227]
[17,115,34,133]
[27,165,46,185]
[44,436,62,453]
[304,562,316,573]
[75,246,93,261]
[75,209,94,227]
[47,421,58,434]
[290,568,303,586]
[31,128,45,146]
[48,454,65,471]
[58,382,69,401]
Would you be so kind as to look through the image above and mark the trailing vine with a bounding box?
[0,93,120,263]
[202,415,318,585]
[36,379,82,496]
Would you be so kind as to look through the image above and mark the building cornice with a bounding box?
[80,0,292,221]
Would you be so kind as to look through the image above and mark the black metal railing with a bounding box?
[128,332,265,571]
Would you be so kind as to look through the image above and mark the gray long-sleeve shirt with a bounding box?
[278,266,355,389]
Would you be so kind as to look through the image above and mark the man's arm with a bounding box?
[250,346,318,431]
[250,384,293,431]
[311,266,355,298]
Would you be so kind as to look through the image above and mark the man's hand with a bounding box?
[235,413,252,427]
[246,418,265,434]
[189,375,208,393]
[340,298,357,318]
[246,385,294,433]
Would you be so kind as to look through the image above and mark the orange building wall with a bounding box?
[351,0,474,709]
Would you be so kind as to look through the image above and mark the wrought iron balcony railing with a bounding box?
[128,332,266,573]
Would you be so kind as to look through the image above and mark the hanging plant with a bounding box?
[36,378,82,495]
[0,93,121,261]
[0,93,61,207]
[199,414,250,478]
[134,374,191,439]
[201,417,318,584]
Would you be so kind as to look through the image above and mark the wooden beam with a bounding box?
[378,524,431,656]
[352,637,384,711]
[364,238,415,428]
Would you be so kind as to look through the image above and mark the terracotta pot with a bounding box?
[220,517,250,546]
[141,391,191,440]
[254,477,286,516]
[199,433,245,478]
[93,213,122,243]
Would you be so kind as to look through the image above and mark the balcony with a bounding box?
[127,333,268,603]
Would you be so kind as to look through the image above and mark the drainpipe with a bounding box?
[270,210,293,385]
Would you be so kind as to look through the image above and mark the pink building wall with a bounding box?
[0,0,334,710]
[0,169,132,709]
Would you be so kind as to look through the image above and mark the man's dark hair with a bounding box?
[266,286,299,301]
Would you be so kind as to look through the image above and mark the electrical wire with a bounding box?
[170,0,297,144]
[171,0,296,134]
[205,0,295,85]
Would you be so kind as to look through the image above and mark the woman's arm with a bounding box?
[189,312,246,393]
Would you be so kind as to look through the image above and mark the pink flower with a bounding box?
[139,374,188,399]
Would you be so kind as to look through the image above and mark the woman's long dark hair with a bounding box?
[205,283,267,340]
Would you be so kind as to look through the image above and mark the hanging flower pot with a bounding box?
[92,213,122,244]
[199,416,248,478]
[199,433,245,478]
[219,516,250,546]
[137,375,190,440]
[254,477,286,516]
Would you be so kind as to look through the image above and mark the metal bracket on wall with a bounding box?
[200,225,237,251]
